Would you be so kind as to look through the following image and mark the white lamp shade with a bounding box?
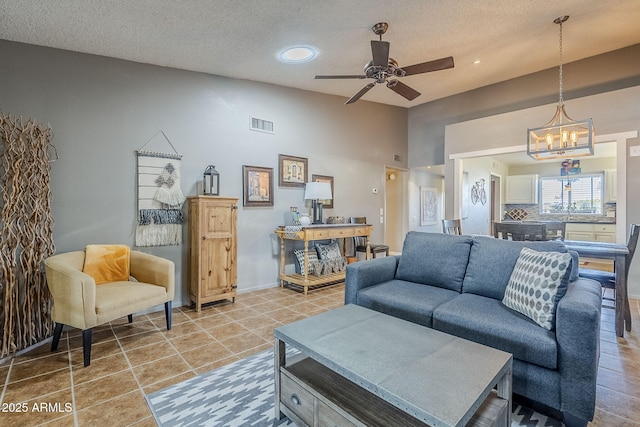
[304,181,332,200]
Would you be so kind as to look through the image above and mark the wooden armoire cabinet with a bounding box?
[187,196,238,311]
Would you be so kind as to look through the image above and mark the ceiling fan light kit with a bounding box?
[315,22,454,104]
[527,15,595,161]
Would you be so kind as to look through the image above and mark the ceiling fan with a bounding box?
[315,22,454,104]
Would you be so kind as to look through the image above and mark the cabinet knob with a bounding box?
[290,394,301,406]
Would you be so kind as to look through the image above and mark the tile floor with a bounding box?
[0,283,639,426]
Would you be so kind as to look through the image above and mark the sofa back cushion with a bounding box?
[396,232,473,292]
[462,236,568,300]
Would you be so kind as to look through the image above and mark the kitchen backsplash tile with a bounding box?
[503,203,616,223]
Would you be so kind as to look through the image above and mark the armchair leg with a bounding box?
[165,301,172,330]
[128,314,133,323]
[51,323,64,352]
[82,329,93,367]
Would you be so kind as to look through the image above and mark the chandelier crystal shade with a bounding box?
[527,16,594,161]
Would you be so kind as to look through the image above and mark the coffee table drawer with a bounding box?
[281,370,315,426]
[317,401,358,427]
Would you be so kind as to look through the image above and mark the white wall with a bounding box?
[0,40,408,306]
[511,157,616,176]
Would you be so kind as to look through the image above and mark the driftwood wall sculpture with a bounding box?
[0,112,56,358]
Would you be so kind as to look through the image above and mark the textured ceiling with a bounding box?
[1,0,639,108]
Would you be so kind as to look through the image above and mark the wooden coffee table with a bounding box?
[274,304,512,427]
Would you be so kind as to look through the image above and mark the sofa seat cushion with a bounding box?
[396,232,473,292]
[356,279,459,328]
[462,236,568,300]
[95,281,168,324]
[433,293,558,370]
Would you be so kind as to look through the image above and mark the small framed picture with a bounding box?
[312,174,334,209]
[279,154,308,188]
[243,165,274,207]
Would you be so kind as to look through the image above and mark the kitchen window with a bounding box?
[539,173,603,215]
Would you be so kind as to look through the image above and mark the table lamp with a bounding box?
[304,182,332,224]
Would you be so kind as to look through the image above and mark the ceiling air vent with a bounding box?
[250,117,274,134]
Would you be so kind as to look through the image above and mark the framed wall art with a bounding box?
[243,165,274,207]
[311,174,334,209]
[420,187,439,226]
[278,154,308,188]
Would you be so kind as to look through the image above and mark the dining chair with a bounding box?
[349,217,389,258]
[524,220,565,240]
[442,219,463,235]
[579,224,639,309]
[494,222,547,241]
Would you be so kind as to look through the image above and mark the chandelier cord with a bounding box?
[558,18,564,106]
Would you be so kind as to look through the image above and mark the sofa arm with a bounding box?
[130,251,176,300]
[345,255,399,304]
[555,277,602,421]
[45,252,98,330]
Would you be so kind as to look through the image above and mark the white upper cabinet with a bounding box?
[505,174,539,204]
[605,170,617,203]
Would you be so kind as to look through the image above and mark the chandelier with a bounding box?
[527,16,594,160]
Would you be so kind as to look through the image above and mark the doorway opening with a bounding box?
[384,167,406,254]
[490,174,501,237]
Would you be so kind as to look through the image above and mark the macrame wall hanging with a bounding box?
[136,131,186,247]
[0,112,57,358]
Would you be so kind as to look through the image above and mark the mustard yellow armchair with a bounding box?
[45,249,175,366]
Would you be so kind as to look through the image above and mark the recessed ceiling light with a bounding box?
[474,59,481,65]
[277,46,318,64]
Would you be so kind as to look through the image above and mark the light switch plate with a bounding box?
[630,145,640,157]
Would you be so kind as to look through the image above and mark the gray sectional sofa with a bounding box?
[345,232,602,427]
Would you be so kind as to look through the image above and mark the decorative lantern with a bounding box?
[203,165,219,196]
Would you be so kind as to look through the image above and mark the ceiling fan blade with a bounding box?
[387,80,421,101]
[315,75,367,79]
[371,40,390,67]
[401,56,454,76]
[345,82,376,105]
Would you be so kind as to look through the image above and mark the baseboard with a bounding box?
[238,281,280,294]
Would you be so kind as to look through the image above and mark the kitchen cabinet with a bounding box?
[505,174,539,204]
[565,223,616,242]
[605,170,617,203]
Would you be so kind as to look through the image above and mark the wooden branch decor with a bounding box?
[0,112,56,359]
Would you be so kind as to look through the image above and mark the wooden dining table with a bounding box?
[564,240,630,337]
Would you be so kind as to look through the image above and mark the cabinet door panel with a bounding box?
[505,175,539,204]
[595,233,616,243]
[566,232,593,242]
[201,237,233,296]
[202,203,235,237]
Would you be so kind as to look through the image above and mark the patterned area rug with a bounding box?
[146,348,562,426]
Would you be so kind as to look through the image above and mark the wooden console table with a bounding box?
[274,224,372,294]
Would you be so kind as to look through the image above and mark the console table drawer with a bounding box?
[281,370,315,426]
[307,227,369,240]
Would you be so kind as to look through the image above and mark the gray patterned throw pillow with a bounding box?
[316,241,342,260]
[502,247,572,330]
[293,249,318,275]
